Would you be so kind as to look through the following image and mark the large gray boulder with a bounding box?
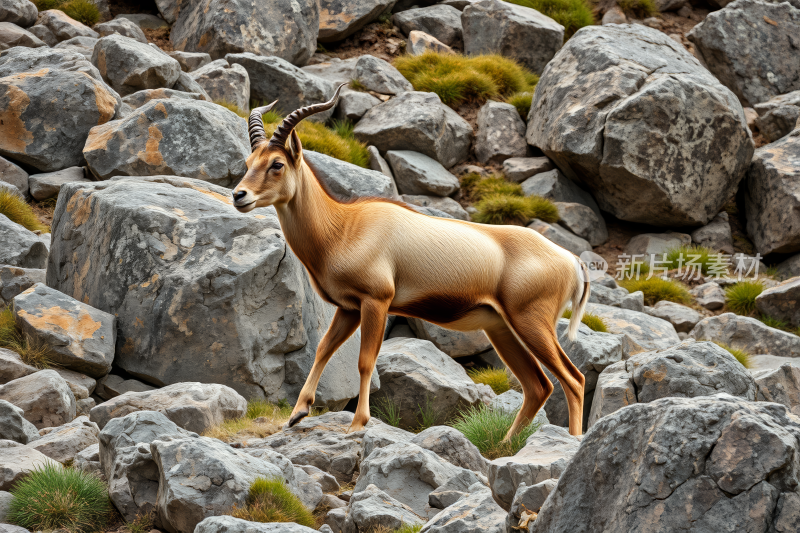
[542,320,633,430]
[744,126,800,255]
[528,24,754,227]
[28,416,99,464]
[226,53,334,120]
[588,340,757,427]
[756,277,800,327]
[0,440,61,491]
[0,399,39,444]
[99,411,196,523]
[0,215,48,269]
[318,0,398,42]
[689,313,800,357]
[422,485,505,533]
[34,9,97,42]
[407,318,492,357]
[94,18,147,43]
[304,150,396,200]
[47,177,368,406]
[0,0,37,27]
[0,44,107,80]
[354,91,472,169]
[462,0,563,75]
[386,151,460,197]
[92,34,181,97]
[171,0,318,65]
[0,370,76,429]
[0,58,120,171]
[585,303,681,350]
[343,484,425,533]
[361,424,415,460]
[152,436,285,533]
[475,100,527,165]
[354,54,413,96]
[531,395,800,533]
[28,167,91,201]
[83,99,249,186]
[246,411,381,483]
[354,441,467,518]
[188,59,249,112]
[371,338,494,430]
[336,86,381,121]
[687,0,800,107]
[488,424,581,510]
[89,382,246,433]
[393,5,463,47]
[13,283,116,378]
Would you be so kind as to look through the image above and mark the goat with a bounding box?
[232,87,591,437]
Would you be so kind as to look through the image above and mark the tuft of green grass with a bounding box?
[230,477,315,527]
[8,464,111,533]
[664,245,718,276]
[396,525,423,533]
[416,395,438,432]
[371,396,402,427]
[616,0,659,17]
[260,111,370,168]
[473,194,559,225]
[759,315,788,330]
[61,0,100,26]
[618,277,691,306]
[215,100,248,118]
[0,189,49,233]
[471,176,524,199]
[394,52,538,108]
[467,367,511,394]
[562,309,608,332]
[349,79,367,92]
[725,281,763,316]
[504,0,595,38]
[452,403,540,460]
[506,91,534,119]
[713,342,752,369]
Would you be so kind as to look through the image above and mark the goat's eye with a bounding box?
[270,162,284,171]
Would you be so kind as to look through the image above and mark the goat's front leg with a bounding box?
[349,298,391,433]
[288,307,361,427]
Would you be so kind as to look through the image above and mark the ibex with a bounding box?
[232,87,590,438]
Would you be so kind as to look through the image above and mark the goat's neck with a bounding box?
[274,162,346,272]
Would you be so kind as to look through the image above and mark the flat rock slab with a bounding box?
[585,303,680,350]
[13,283,115,378]
[28,167,90,201]
[528,24,753,227]
[386,151,460,197]
[28,415,99,464]
[0,439,62,491]
[90,382,246,434]
[690,312,800,358]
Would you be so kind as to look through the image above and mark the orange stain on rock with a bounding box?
[138,123,166,167]
[66,190,94,226]
[17,305,102,345]
[192,186,233,205]
[84,122,117,153]
[0,82,34,154]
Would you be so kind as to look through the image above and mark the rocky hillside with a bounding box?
[1,0,800,531]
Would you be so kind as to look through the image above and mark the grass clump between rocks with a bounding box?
[462,175,558,226]
[616,0,659,18]
[618,277,691,306]
[562,309,608,332]
[394,52,539,108]
[725,281,763,316]
[504,0,595,38]
[467,367,511,394]
[229,477,315,527]
[32,0,99,25]
[0,306,53,368]
[8,464,111,533]
[506,91,533,119]
[260,111,370,168]
[664,245,718,276]
[203,399,294,442]
[372,396,402,427]
[713,342,752,369]
[0,189,50,233]
[452,403,540,459]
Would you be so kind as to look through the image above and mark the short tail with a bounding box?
[568,258,591,341]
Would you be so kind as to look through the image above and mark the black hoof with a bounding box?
[287,410,309,428]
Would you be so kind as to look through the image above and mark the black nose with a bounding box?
[233,190,247,202]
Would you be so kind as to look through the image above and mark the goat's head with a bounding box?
[232,85,344,212]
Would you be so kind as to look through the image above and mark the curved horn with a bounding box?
[248,100,278,151]
[269,84,346,148]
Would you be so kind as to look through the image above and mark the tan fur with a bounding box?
[234,139,589,437]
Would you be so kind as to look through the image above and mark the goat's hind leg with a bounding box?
[484,319,554,440]
[349,298,391,433]
[288,307,361,427]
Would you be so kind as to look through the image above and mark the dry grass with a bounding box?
[203,399,328,442]
[0,306,53,368]
[473,194,559,225]
[618,277,691,306]
[714,342,752,369]
[562,309,608,332]
[507,91,533,119]
[0,189,50,233]
[229,477,315,527]
[260,111,369,168]
[467,367,511,394]
[214,100,248,118]
[394,52,538,108]
[32,0,99,25]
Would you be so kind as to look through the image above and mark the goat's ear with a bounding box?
[286,129,303,165]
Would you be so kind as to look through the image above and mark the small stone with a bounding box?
[408,30,454,55]
[690,282,726,311]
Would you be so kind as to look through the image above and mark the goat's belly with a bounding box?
[389,292,498,331]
